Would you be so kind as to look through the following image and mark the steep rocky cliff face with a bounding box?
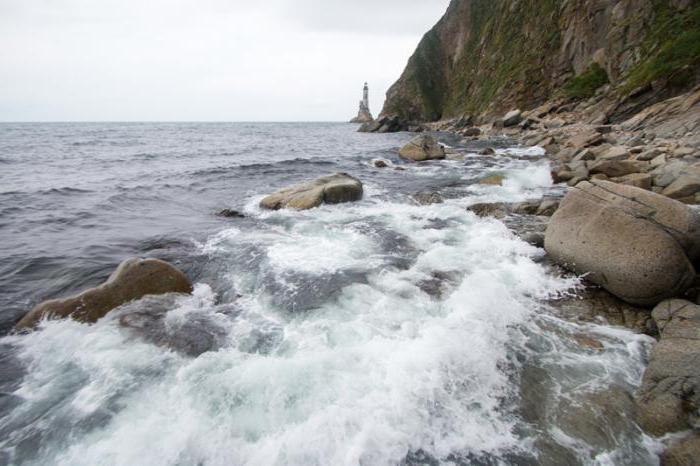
[381,0,700,123]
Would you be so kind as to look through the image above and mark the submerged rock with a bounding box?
[398,135,446,161]
[478,174,505,186]
[637,300,700,436]
[16,258,193,329]
[545,180,700,306]
[411,191,443,205]
[259,173,363,210]
[217,209,245,218]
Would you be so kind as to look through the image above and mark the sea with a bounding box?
[0,122,660,465]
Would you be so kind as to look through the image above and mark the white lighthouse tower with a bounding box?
[350,82,374,123]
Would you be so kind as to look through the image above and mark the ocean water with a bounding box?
[0,123,659,465]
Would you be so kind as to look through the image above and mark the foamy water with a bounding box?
[0,124,658,465]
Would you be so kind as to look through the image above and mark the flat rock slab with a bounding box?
[259,172,363,210]
[16,258,193,329]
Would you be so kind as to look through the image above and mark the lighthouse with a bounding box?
[362,82,369,110]
[350,82,374,123]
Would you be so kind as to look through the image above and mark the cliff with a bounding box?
[381,0,700,123]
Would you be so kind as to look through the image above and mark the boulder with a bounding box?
[372,159,389,168]
[16,258,193,329]
[480,147,496,155]
[588,160,649,178]
[663,173,700,201]
[502,109,523,127]
[611,173,653,190]
[637,300,700,436]
[398,135,446,161]
[544,180,700,306]
[661,434,700,466]
[651,161,689,188]
[260,173,363,210]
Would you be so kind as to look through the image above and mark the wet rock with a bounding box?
[511,200,541,215]
[637,300,700,436]
[411,192,444,205]
[551,168,574,183]
[555,388,639,452]
[536,198,560,216]
[398,135,446,161]
[358,115,408,133]
[572,333,604,350]
[372,159,389,168]
[478,174,505,186]
[467,202,508,218]
[480,147,496,155]
[521,232,545,248]
[549,287,654,334]
[661,434,700,466]
[118,295,231,357]
[260,172,363,210]
[217,209,245,218]
[545,180,700,306]
[16,258,193,329]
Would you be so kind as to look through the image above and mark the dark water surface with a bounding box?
[0,123,658,465]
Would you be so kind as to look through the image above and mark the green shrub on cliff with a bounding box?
[564,63,609,99]
[622,4,700,92]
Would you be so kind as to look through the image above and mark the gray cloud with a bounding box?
[0,0,450,121]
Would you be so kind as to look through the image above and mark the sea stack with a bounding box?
[350,82,374,123]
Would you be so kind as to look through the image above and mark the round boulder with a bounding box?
[259,172,363,210]
[398,135,445,161]
[16,258,193,329]
[545,180,700,306]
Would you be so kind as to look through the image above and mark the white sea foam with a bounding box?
[1,187,656,466]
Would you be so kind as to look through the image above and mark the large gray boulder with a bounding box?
[637,300,700,436]
[545,180,700,306]
[16,258,193,329]
[260,173,363,210]
[398,135,446,161]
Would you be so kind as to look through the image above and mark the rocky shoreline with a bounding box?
[376,85,700,463]
[12,90,699,461]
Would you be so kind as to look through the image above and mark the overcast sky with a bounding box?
[0,0,450,121]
